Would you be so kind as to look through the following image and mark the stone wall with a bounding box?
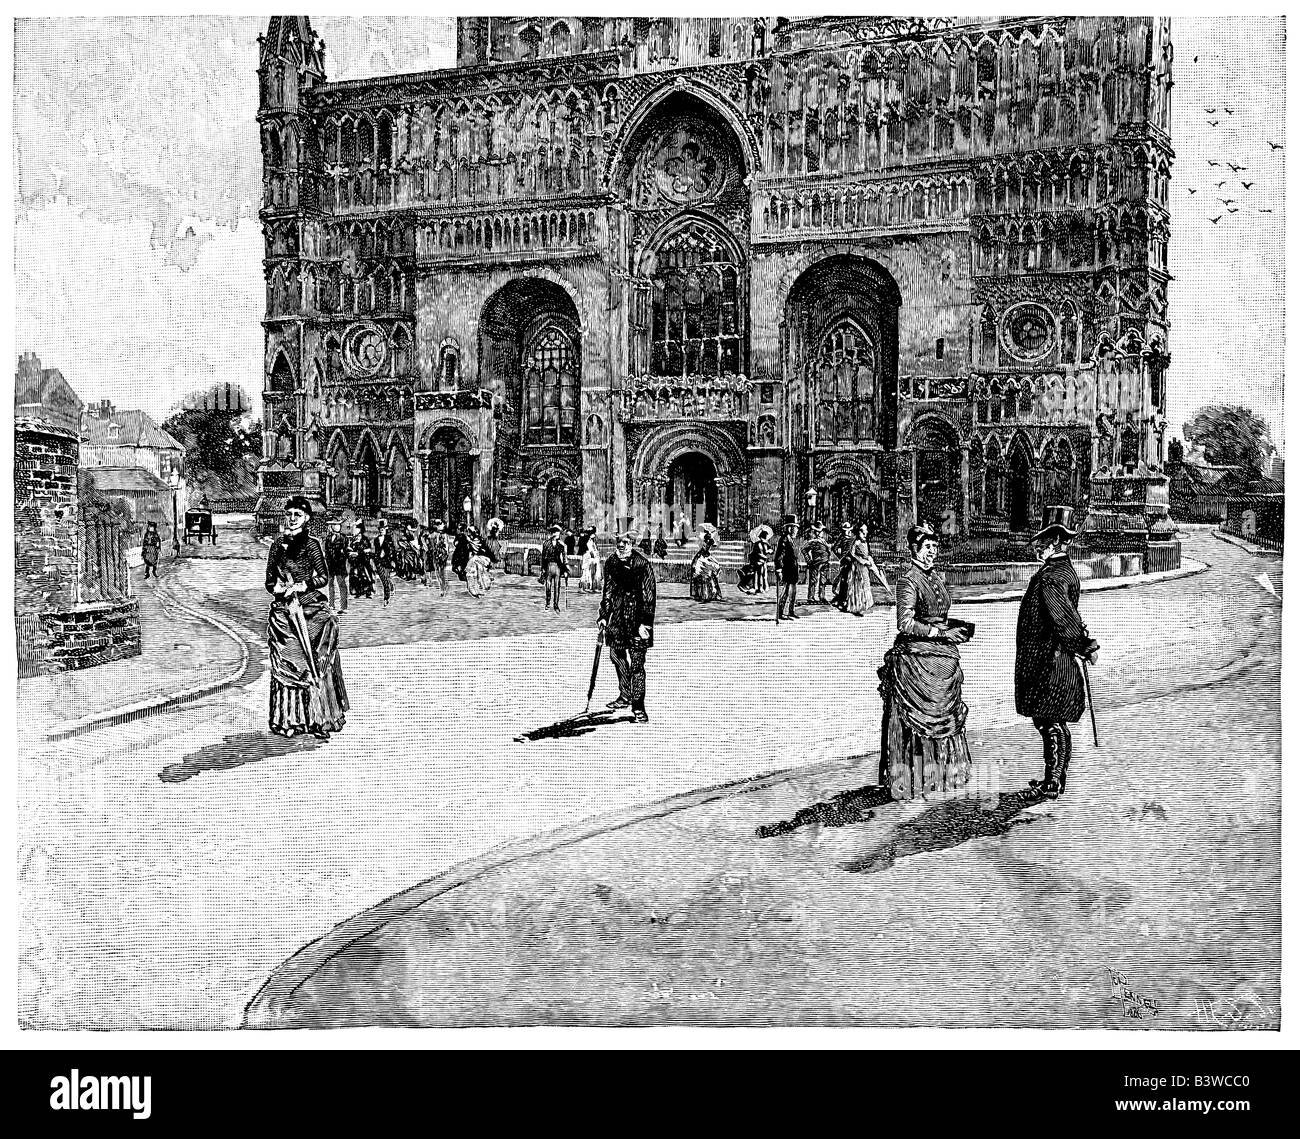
[39,599,142,671]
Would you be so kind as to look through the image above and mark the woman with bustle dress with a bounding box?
[877,522,972,800]
[689,527,724,602]
[265,496,349,739]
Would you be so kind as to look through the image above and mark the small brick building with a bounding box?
[14,352,141,677]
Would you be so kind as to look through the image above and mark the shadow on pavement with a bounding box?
[515,709,634,742]
[755,783,895,837]
[159,731,324,783]
[839,789,1044,874]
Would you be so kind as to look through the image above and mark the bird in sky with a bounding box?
[1193,54,1199,62]
[1259,208,1274,213]
[1242,181,1254,189]
[1225,106,1234,114]
[1208,159,1221,166]
[1216,180,1228,188]
[1227,163,1246,172]
[1204,106,1216,113]
[1267,140,1284,150]
[1219,198,1237,205]
[1227,206,1240,213]
[1209,215,1223,224]
[1207,119,1220,127]
[1188,187,1198,194]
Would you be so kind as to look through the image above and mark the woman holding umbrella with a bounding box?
[845,521,884,616]
[690,524,724,602]
[265,496,349,739]
[742,524,773,594]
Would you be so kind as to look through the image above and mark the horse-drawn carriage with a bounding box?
[183,509,218,545]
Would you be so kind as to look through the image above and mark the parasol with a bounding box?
[697,522,720,544]
[281,572,321,685]
[749,523,774,544]
[485,517,506,538]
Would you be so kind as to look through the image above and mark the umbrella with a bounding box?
[697,522,720,544]
[583,629,605,714]
[281,573,321,685]
[749,523,774,543]
[485,517,506,538]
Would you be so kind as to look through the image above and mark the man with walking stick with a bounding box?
[1015,506,1101,800]
[598,530,656,724]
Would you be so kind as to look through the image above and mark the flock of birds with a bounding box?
[1190,93,1282,227]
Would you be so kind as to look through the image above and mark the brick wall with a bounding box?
[39,598,142,671]
[14,419,143,675]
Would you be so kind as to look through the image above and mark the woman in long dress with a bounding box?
[690,530,724,602]
[579,529,602,592]
[845,523,880,615]
[266,496,349,739]
[877,522,973,800]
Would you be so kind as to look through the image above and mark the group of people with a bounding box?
[266,492,1101,806]
[320,516,507,612]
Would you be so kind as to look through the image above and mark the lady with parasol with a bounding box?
[265,496,349,739]
[741,523,773,594]
[689,523,724,602]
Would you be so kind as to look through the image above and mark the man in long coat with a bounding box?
[773,514,801,622]
[539,523,568,613]
[598,531,656,724]
[1015,506,1101,800]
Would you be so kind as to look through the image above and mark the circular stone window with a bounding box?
[342,322,388,378]
[1001,304,1056,360]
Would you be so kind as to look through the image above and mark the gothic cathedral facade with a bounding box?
[255,16,1174,546]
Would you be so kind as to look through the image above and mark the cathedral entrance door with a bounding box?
[425,428,474,525]
[1007,443,1033,532]
[665,452,718,533]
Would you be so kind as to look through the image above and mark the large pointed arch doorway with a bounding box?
[424,426,474,525]
[1007,438,1034,532]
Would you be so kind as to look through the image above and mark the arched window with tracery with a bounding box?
[649,221,744,380]
[523,320,580,445]
[809,318,877,445]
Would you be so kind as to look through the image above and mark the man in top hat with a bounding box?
[773,514,801,622]
[1015,506,1101,800]
[371,518,396,605]
[539,523,569,613]
[803,521,832,605]
[324,517,351,614]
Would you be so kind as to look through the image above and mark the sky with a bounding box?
[11,15,1287,452]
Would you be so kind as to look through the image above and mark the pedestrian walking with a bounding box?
[425,518,450,595]
[774,514,801,622]
[831,522,855,610]
[540,523,569,613]
[579,528,602,592]
[654,525,669,561]
[598,531,656,724]
[564,527,577,557]
[265,495,348,740]
[689,527,724,602]
[877,522,973,801]
[324,517,351,614]
[371,518,395,605]
[845,522,881,616]
[803,521,831,604]
[1016,506,1101,801]
[141,521,162,580]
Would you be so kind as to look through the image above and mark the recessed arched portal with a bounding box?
[665,452,718,530]
[423,425,475,525]
[1007,436,1034,532]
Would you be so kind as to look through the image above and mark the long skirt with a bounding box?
[690,558,723,601]
[846,563,875,615]
[878,640,972,800]
[267,592,349,737]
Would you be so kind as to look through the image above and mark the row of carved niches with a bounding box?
[972,143,1172,215]
[266,264,413,319]
[973,209,1168,277]
[760,176,969,234]
[318,384,415,425]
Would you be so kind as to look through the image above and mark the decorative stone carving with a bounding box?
[342,321,388,378]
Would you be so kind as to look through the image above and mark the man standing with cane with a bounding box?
[598,531,656,724]
[1015,506,1100,800]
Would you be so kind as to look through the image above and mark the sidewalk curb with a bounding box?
[959,558,1210,603]
[242,749,862,1027]
[1212,529,1281,558]
[44,576,253,742]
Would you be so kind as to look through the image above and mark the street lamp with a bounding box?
[805,486,818,525]
[462,495,473,531]
[168,469,181,556]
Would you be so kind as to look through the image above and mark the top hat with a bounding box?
[781,513,798,527]
[1032,505,1080,542]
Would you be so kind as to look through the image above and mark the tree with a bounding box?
[1181,405,1274,478]
[163,386,262,498]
